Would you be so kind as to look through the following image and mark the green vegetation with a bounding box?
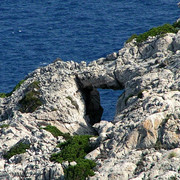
[3,142,30,160]
[0,80,25,98]
[0,93,7,98]
[66,96,79,111]
[19,81,42,113]
[126,23,179,43]
[169,175,178,180]
[50,133,96,180]
[64,159,96,180]
[126,34,138,43]
[42,125,71,140]
[168,152,177,159]
[0,124,9,129]
[51,135,93,163]
[173,21,180,29]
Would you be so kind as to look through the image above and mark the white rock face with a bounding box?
[0,30,180,179]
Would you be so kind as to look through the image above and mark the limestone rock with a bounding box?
[0,29,179,179]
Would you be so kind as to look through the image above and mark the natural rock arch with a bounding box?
[0,31,179,179]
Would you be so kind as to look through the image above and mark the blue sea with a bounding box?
[0,0,179,121]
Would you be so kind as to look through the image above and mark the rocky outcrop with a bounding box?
[0,29,179,179]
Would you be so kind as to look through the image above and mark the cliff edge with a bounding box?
[0,24,180,179]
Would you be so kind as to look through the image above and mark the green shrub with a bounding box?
[0,124,9,129]
[0,93,7,98]
[50,135,93,163]
[64,159,96,180]
[3,142,30,160]
[6,80,25,97]
[19,81,42,113]
[50,134,96,179]
[0,80,25,98]
[126,23,178,43]
[126,34,138,43]
[173,21,180,29]
[42,125,71,140]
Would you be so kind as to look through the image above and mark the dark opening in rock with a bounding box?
[83,86,103,125]
[98,89,124,121]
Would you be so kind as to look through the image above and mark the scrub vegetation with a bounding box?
[19,81,42,113]
[0,80,25,98]
[42,125,71,140]
[3,142,30,160]
[0,124,9,129]
[47,125,96,180]
[126,22,179,43]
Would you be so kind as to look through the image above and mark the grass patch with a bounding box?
[126,23,178,43]
[50,134,96,180]
[3,142,30,160]
[0,80,25,98]
[19,81,42,113]
[0,124,9,129]
[42,125,71,140]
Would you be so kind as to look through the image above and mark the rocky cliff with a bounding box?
[0,25,180,179]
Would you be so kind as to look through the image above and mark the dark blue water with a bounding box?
[0,0,179,120]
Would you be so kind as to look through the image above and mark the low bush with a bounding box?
[19,81,42,113]
[42,125,71,140]
[50,134,96,180]
[173,21,180,29]
[126,23,178,43]
[51,135,93,163]
[0,124,9,129]
[0,93,7,98]
[0,80,25,98]
[3,142,30,160]
[64,159,96,180]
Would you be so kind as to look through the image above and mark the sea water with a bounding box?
[0,0,179,120]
